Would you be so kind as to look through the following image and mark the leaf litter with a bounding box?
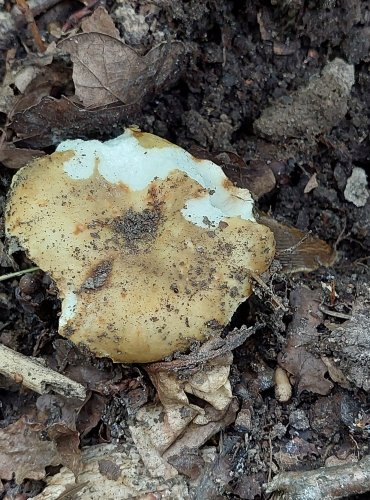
[1,1,370,499]
[3,6,185,150]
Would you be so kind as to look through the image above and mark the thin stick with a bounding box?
[249,270,287,311]
[15,0,47,53]
[0,344,86,400]
[0,266,40,282]
[319,305,352,320]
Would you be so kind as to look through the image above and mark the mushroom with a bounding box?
[5,129,275,363]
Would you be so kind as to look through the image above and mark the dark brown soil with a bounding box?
[0,0,370,499]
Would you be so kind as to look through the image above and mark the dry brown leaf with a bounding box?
[130,398,238,480]
[278,286,333,395]
[37,394,86,475]
[146,326,253,373]
[81,6,120,38]
[147,354,233,416]
[259,215,337,273]
[0,416,61,482]
[163,399,238,462]
[10,95,138,147]
[12,63,72,115]
[188,147,276,199]
[129,354,237,479]
[59,34,185,108]
[0,143,45,169]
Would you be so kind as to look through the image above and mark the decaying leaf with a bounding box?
[217,152,276,199]
[58,34,185,108]
[0,83,16,114]
[81,6,120,38]
[127,353,238,479]
[147,354,233,414]
[325,286,370,391]
[275,437,318,468]
[36,394,86,475]
[0,416,61,482]
[278,286,333,395]
[34,443,190,500]
[259,215,337,273]
[129,398,238,480]
[0,143,45,169]
[188,147,277,200]
[10,95,138,147]
[12,63,72,115]
[145,326,254,373]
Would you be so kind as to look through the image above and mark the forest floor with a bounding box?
[0,1,369,499]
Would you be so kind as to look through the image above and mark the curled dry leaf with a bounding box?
[58,34,185,108]
[81,6,120,38]
[10,95,138,147]
[259,215,337,273]
[188,146,276,200]
[146,354,233,415]
[0,416,61,482]
[146,326,254,373]
[129,354,237,478]
[129,398,238,480]
[37,394,86,475]
[278,286,333,395]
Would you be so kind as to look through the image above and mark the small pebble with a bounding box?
[344,167,369,207]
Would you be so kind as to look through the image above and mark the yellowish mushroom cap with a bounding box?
[5,129,275,363]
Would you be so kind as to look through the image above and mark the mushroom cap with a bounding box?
[5,129,275,363]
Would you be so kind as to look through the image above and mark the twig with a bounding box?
[145,325,254,373]
[0,344,86,400]
[249,270,287,311]
[319,305,352,320]
[265,454,370,499]
[15,0,47,53]
[0,266,40,282]
[267,431,273,483]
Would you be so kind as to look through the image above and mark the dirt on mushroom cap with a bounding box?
[5,129,275,363]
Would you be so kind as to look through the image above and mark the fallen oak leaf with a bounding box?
[58,34,185,108]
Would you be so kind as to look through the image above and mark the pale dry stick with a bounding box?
[318,305,352,320]
[265,454,370,499]
[0,344,86,400]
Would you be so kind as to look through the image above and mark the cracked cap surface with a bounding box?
[6,129,275,362]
